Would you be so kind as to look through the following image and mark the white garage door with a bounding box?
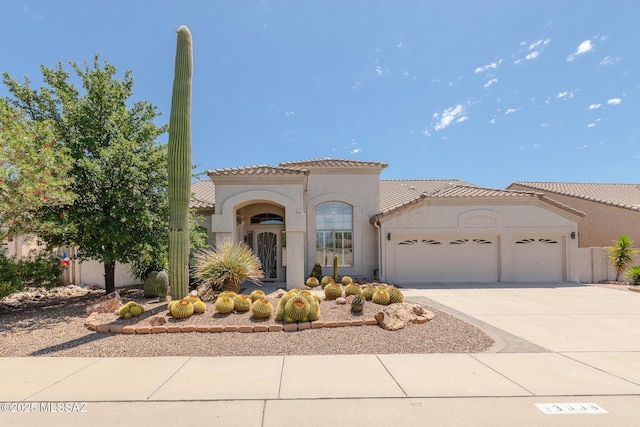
[392,237,498,283]
[513,237,564,282]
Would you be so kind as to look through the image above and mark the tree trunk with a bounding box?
[104,261,116,294]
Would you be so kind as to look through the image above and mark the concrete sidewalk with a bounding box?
[2,283,640,426]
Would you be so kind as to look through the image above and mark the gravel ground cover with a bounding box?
[0,285,494,357]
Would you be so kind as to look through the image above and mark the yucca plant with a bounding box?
[192,240,264,293]
[625,266,640,286]
[608,234,638,282]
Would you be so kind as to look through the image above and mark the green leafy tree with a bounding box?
[608,234,638,281]
[3,54,168,294]
[0,99,74,241]
[130,209,209,281]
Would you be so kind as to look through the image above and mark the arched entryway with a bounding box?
[238,204,285,282]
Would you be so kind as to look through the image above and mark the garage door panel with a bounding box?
[514,237,564,282]
[393,238,498,283]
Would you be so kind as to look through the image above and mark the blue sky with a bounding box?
[2,1,638,188]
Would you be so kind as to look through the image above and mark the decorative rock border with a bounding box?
[85,312,389,334]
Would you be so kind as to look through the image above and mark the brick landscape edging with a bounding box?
[85,312,382,334]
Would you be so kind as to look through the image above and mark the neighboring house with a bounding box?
[507,182,640,248]
[193,159,584,289]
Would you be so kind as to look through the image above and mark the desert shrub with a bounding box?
[0,250,22,299]
[17,250,65,288]
[626,266,640,286]
[191,240,264,293]
[0,249,64,298]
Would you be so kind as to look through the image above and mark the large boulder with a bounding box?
[374,302,435,331]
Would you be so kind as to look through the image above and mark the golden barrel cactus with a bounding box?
[251,298,273,319]
[170,299,194,319]
[372,289,391,305]
[215,296,235,314]
[324,282,343,300]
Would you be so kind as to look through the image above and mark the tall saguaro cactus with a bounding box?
[167,25,193,300]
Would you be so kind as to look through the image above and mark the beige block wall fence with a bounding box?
[60,246,639,288]
[578,247,640,283]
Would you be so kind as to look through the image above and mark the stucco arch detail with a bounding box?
[213,190,305,237]
[459,209,502,229]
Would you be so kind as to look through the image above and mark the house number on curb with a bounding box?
[535,403,607,415]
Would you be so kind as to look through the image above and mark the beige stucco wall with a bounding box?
[376,199,581,283]
[578,246,640,283]
[1,234,44,259]
[209,180,307,289]
[304,171,381,280]
[76,259,140,288]
[508,185,640,248]
[208,166,383,288]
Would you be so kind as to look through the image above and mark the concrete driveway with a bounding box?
[404,282,640,352]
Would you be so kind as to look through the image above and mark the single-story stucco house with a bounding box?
[9,158,637,288]
[192,159,585,289]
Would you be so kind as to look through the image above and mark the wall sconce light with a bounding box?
[387,232,391,241]
[570,231,576,240]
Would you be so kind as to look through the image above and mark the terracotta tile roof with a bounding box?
[376,182,584,219]
[429,184,539,199]
[207,164,309,177]
[510,182,640,212]
[279,158,388,169]
[190,180,215,209]
[379,179,475,212]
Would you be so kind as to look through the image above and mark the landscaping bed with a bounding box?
[0,285,494,357]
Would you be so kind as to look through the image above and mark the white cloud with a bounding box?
[600,55,621,66]
[284,111,294,116]
[529,39,551,50]
[525,51,540,60]
[375,65,383,76]
[588,103,602,110]
[422,129,431,137]
[474,60,502,74]
[351,148,362,154]
[505,108,520,115]
[456,116,468,123]
[557,91,574,99]
[489,118,496,125]
[607,98,622,105]
[23,4,44,21]
[484,78,498,88]
[587,123,596,128]
[434,105,467,131]
[567,39,593,61]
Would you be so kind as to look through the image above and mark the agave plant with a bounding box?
[192,240,264,293]
[625,266,640,286]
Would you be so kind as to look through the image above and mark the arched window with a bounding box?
[315,202,353,267]
[250,213,284,224]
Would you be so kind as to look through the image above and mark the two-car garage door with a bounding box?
[393,237,499,283]
[391,235,564,283]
